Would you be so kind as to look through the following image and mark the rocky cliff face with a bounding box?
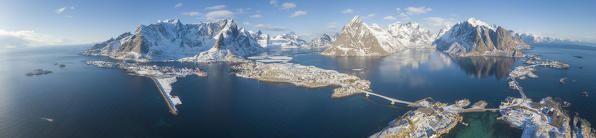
[321,16,389,56]
[321,16,435,56]
[511,32,531,49]
[83,18,263,62]
[434,18,523,57]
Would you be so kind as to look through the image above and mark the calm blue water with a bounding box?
[0,44,594,137]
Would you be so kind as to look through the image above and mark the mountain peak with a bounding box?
[464,18,493,29]
[349,16,361,24]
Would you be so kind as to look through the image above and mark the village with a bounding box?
[232,62,371,98]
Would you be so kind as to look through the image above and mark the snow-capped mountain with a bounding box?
[433,18,523,57]
[82,18,263,62]
[249,30,271,48]
[249,31,308,48]
[305,33,338,49]
[321,16,435,56]
[385,22,435,49]
[321,16,389,56]
[516,33,582,44]
[270,32,307,48]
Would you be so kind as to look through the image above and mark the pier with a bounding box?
[151,77,179,115]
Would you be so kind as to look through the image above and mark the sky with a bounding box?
[1,0,595,48]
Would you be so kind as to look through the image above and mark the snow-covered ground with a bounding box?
[500,55,595,137]
[499,97,595,137]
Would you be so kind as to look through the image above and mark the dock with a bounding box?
[150,77,179,115]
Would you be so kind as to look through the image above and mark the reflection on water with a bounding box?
[329,56,383,74]
[379,49,453,72]
[453,56,519,80]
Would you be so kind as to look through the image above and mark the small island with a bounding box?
[26,69,52,76]
[232,62,371,98]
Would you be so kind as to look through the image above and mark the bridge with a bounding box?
[455,108,498,113]
[360,90,419,106]
[359,90,499,113]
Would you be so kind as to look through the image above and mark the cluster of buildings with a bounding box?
[86,61,206,78]
[232,62,371,98]
[371,98,469,137]
[498,97,595,137]
[500,55,595,137]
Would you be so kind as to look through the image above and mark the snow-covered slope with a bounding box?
[305,33,337,49]
[249,30,271,48]
[321,16,435,56]
[433,18,523,57]
[270,32,307,48]
[385,22,435,49]
[82,18,263,62]
[250,31,308,49]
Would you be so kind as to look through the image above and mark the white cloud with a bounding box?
[56,6,75,14]
[205,5,226,10]
[56,8,66,14]
[362,14,375,19]
[423,17,456,27]
[290,11,307,17]
[0,29,75,48]
[249,14,263,18]
[175,3,183,8]
[405,6,432,15]
[182,11,201,16]
[384,16,397,20]
[243,21,250,25]
[281,2,296,10]
[205,10,235,20]
[396,8,401,11]
[328,25,337,29]
[342,9,353,14]
[269,0,278,6]
[255,24,287,31]
[399,12,411,21]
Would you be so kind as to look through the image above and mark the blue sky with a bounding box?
[1,0,595,48]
